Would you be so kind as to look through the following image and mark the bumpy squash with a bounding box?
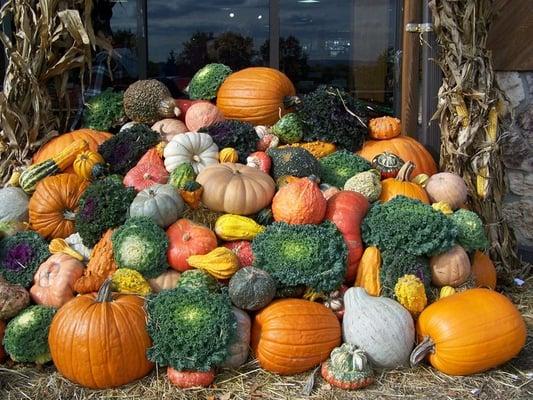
[278,141,336,159]
[394,275,427,317]
[343,170,382,202]
[168,162,196,190]
[179,181,203,209]
[368,116,401,140]
[123,148,169,192]
[187,247,239,280]
[215,214,264,241]
[272,176,326,224]
[354,247,381,296]
[321,344,374,390]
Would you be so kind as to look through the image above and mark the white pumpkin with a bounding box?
[342,287,414,368]
[163,131,219,174]
[129,184,185,228]
[220,307,251,369]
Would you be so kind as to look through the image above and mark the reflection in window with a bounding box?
[147,1,269,95]
[280,0,398,109]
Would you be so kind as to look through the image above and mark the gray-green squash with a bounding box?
[0,187,29,223]
[129,184,185,228]
[228,267,276,311]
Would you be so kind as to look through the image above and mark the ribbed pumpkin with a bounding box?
[251,299,341,375]
[29,174,89,239]
[219,147,239,163]
[272,177,327,224]
[216,67,296,126]
[358,135,437,177]
[73,150,105,181]
[379,161,430,204]
[49,280,153,389]
[410,289,526,376]
[368,116,401,140]
[471,251,497,289]
[32,129,112,173]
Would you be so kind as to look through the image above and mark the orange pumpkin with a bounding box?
[32,129,112,173]
[29,253,84,308]
[251,299,341,375]
[49,279,153,389]
[411,289,526,376]
[272,177,327,225]
[471,251,497,289]
[167,368,215,388]
[28,174,89,239]
[216,67,296,126]
[368,116,401,140]
[358,135,438,177]
[379,161,430,204]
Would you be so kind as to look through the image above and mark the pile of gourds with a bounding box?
[0,66,526,392]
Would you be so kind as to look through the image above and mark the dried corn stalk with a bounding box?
[430,0,520,275]
[0,0,96,184]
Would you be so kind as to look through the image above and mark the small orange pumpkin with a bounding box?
[368,116,401,140]
[471,251,497,289]
[379,161,430,204]
[73,150,105,181]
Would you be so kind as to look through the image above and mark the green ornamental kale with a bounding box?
[186,63,232,100]
[112,216,169,279]
[198,120,258,163]
[75,176,136,247]
[146,286,236,371]
[295,85,371,151]
[362,196,457,257]
[0,231,50,288]
[98,124,160,175]
[319,150,372,187]
[252,221,347,292]
[176,269,219,292]
[82,88,125,131]
[450,209,489,252]
[380,250,432,298]
[3,305,56,364]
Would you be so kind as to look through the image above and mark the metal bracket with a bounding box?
[405,23,433,33]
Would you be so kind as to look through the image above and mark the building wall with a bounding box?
[496,71,533,261]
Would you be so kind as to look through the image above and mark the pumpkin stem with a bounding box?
[63,210,76,221]
[96,278,114,303]
[283,96,301,109]
[409,336,435,367]
[396,161,415,182]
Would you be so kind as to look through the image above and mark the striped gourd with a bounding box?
[20,139,88,193]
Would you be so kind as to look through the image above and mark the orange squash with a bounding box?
[379,161,430,204]
[123,148,169,192]
[251,299,341,375]
[28,174,89,239]
[32,129,112,173]
[471,251,497,289]
[354,247,381,296]
[358,135,437,177]
[410,289,526,376]
[368,116,401,140]
[216,67,296,126]
[272,176,327,225]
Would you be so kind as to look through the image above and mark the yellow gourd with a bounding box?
[111,268,151,296]
[439,286,456,299]
[354,247,381,296]
[219,147,239,163]
[432,201,453,215]
[73,150,105,180]
[187,247,239,279]
[279,141,336,159]
[49,238,84,261]
[394,274,427,317]
[214,214,264,241]
[412,173,429,188]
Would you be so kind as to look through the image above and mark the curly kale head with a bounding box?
[252,221,347,292]
[450,209,489,252]
[75,176,136,247]
[146,286,236,371]
[98,124,160,175]
[112,216,169,279]
[380,250,432,298]
[198,120,257,163]
[295,85,371,151]
[3,305,56,364]
[187,63,232,100]
[82,88,125,132]
[0,231,50,288]
[362,196,457,257]
[319,150,371,187]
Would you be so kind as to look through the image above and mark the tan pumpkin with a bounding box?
[379,161,430,204]
[368,116,401,140]
[73,151,105,181]
[196,163,276,215]
[425,172,468,210]
[216,67,296,126]
[430,245,471,287]
[151,118,188,142]
[30,253,84,308]
[148,270,181,293]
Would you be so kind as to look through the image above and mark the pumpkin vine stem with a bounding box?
[96,278,113,303]
[409,336,435,367]
[63,210,76,221]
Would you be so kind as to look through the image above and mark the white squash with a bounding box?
[220,307,251,369]
[163,131,219,174]
[129,184,185,228]
[65,233,92,262]
[0,187,29,222]
[342,287,414,368]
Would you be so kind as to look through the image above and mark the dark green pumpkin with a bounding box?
[271,113,304,144]
[228,267,276,311]
[169,162,196,190]
[266,147,320,180]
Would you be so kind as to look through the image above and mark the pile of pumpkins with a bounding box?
[0,66,527,391]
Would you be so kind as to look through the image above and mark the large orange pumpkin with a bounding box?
[471,251,497,289]
[272,177,326,224]
[251,299,341,375]
[48,279,153,389]
[29,174,89,239]
[411,288,526,376]
[358,135,437,177]
[32,129,112,173]
[216,67,296,126]
[379,161,430,204]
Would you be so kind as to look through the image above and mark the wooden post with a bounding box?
[401,0,422,136]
